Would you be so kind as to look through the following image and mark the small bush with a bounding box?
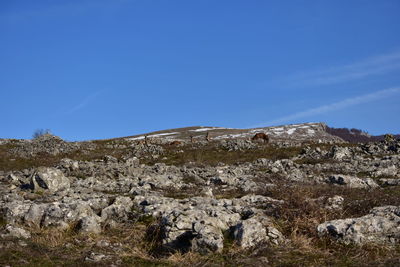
[32,129,52,139]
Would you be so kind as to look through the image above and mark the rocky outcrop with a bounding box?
[361,140,400,155]
[325,175,379,189]
[318,206,400,244]
[380,178,400,186]
[8,134,95,158]
[133,193,283,253]
[126,144,164,158]
[76,216,102,234]
[191,220,225,254]
[160,209,225,253]
[1,197,113,234]
[1,225,31,239]
[330,146,352,160]
[220,139,257,151]
[101,196,133,225]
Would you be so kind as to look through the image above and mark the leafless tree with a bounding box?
[32,129,52,139]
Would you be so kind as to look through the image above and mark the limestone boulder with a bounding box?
[30,167,70,193]
[318,206,400,244]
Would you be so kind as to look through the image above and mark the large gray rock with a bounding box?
[30,167,70,193]
[24,203,46,226]
[192,220,224,254]
[209,172,260,192]
[325,175,379,189]
[380,178,400,186]
[2,200,32,224]
[41,201,98,229]
[76,216,102,234]
[159,209,229,253]
[40,203,72,229]
[373,165,398,177]
[1,196,106,233]
[318,206,400,244]
[161,210,205,247]
[101,196,133,224]
[233,218,268,249]
[330,146,352,160]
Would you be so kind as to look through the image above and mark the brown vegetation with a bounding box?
[145,141,303,167]
[2,183,400,266]
[1,137,400,266]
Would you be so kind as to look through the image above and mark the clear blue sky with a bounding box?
[1,0,400,140]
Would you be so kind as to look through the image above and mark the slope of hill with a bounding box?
[123,122,343,143]
[0,123,400,266]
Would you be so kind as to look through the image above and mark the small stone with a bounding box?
[3,225,31,239]
[96,240,110,247]
[326,175,379,189]
[18,240,28,247]
[85,252,107,262]
[76,216,102,234]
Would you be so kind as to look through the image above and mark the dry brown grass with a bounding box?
[0,140,131,172]
[2,195,400,267]
[31,227,76,248]
[2,140,400,266]
[145,142,303,167]
[254,183,400,266]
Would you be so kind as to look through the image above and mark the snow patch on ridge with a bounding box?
[128,132,178,140]
[190,127,225,132]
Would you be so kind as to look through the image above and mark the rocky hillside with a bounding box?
[0,125,400,266]
[123,122,343,143]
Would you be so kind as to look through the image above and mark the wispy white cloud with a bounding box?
[253,87,400,127]
[281,51,400,88]
[65,90,104,115]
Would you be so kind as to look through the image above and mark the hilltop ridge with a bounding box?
[122,122,342,143]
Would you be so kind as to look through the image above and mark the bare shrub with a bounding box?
[32,128,52,139]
